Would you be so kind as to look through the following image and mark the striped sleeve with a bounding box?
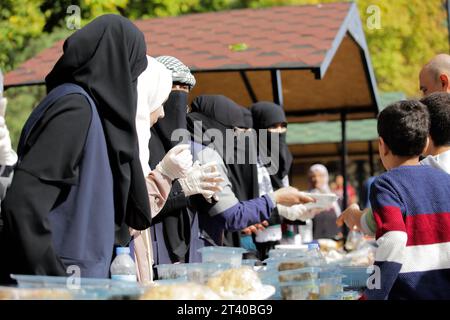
[363,177,407,300]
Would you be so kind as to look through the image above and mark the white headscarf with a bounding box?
[308,163,341,217]
[136,55,172,176]
[308,164,331,193]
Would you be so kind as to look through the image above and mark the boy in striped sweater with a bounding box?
[362,100,450,300]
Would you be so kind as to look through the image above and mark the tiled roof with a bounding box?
[5,2,354,87]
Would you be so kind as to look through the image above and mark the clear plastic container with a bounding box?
[185,262,230,284]
[307,243,327,264]
[110,247,137,282]
[256,268,281,300]
[341,266,370,288]
[319,265,343,277]
[197,246,246,268]
[9,275,144,300]
[241,259,258,267]
[278,267,320,282]
[11,274,111,289]
[345,227,365,251]
[0,286,73,300]
[318,276,344,297]
[268,248,309,259]
[274,244,309,251]
[264,256,318,271]
[279,280,320,300]
[302,193,339,210]
[156,263,188,280]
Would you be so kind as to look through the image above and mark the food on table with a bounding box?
[0,287,73,300]
[140,282,221,300]
[206,267,263,299]
[279,280,320,300]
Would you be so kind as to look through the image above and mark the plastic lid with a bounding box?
[197,246,247,254]
[278,267,320,275]
[116,247,130,255]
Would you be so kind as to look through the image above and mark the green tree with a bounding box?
[0,0,46,72]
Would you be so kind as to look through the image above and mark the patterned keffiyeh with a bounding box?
[156,55,196,89]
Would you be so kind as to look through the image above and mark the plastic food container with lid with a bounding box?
[341,266,370,288]
[264,256,319,271]
[185,262,231,284]
[278,267,320,282]
[197,246,246,268]
[318,276,345,297]
[156,264,188,280]
[279,280,320,300]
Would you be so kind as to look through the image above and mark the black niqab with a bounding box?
[152,91,190,151]
[251,102,293,189]
[45,14,151,238]
[187,95,259,202]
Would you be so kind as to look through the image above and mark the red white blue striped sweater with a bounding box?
[362,165,450,300]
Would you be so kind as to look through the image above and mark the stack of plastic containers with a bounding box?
[155,246,246,284]
[258,243,354,300]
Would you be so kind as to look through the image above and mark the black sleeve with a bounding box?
[152,180,188,224]
[0,95,91,280]
[18,95,91,184]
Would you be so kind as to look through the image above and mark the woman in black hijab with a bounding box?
[187,95,314,249]
[189,96,259,202]
[45,14,151,237]
[251,102,293,189]
[250,102,317,258]
[0,15,150,281]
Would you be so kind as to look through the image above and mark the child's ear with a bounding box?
[440,74,449,90]
[422,136,431,155]
[379,137,389,156]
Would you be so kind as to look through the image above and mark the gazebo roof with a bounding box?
[5,2,379,122]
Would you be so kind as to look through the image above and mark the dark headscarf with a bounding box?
[151,91,190,152]
[188,96,259,248]
[242,107,253,128]
[45,14,151,241]
[251,102,293,189]
[187,95,258,202]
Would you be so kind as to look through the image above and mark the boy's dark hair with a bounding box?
[377,100,430,157]
[420,92,450,147]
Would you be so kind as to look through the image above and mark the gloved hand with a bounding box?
[277,204,315,222]
[178,161,224,198]
[273,186,315,206]
[0,97,18,166]
[155,144,193,181]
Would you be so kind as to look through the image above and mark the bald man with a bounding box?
[419,53,450,96]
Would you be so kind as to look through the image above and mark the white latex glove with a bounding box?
[277,204,314,222]
[178,161,224,198]
[0,97,18,166]
[155,144,193,181]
